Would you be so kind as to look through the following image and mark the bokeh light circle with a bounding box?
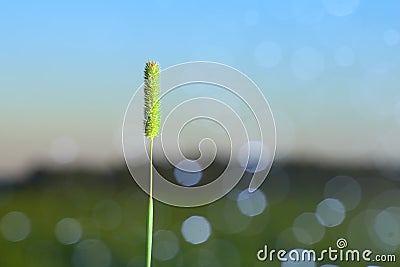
[315,198,346,227]
[55,217,82,245]
[292,212,325,245]
[324,175,361,211]
[236,189,267,217]
[181,215,211,244]
[72,239,111,267]
[281,248,316,267]
[174,159,203,186]
[0,211,31,242]
[207,196,252,234]
[153,230,180,261]
[374,207,400,246]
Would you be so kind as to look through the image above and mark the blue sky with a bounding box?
[1,0,400,175]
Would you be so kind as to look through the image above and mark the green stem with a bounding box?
[146,138,154,267]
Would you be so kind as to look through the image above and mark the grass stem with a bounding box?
[146,138,154,267]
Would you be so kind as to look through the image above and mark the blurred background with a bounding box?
[1,1,400,266]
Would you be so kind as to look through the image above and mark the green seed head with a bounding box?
[144,61,161,138]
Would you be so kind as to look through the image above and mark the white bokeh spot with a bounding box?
[174,159,203,186]
[55,218,82,245]
[153,230,180,261]
[181,216,211,245]
[236,189,267,217]
[316,198,346,227]
[281,248,316,267]
[292,212,325,245]
[0,211,31,242]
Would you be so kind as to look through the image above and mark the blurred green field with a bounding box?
[0,163,399,267]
